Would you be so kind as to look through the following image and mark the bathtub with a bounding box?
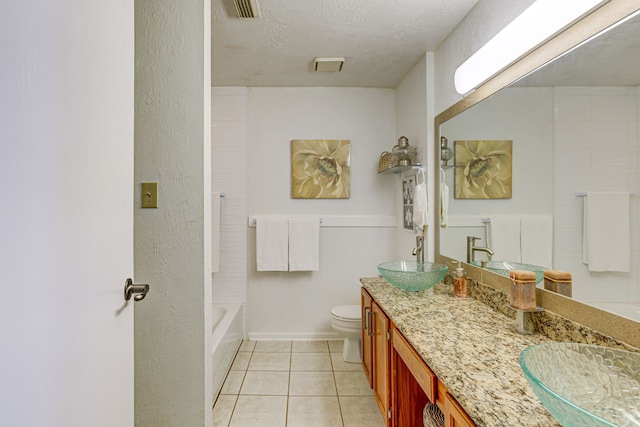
[212,303,243,401]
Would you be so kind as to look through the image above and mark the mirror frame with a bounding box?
[434,0,640,349]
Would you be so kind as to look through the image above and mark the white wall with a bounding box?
[245,87,398,338]
[553,87,639,306]
[134,0,212,425]
[439,87,554,261]
[395,55,437,261]
[434,0,536,114]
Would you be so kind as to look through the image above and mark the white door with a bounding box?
[0,1,135,426]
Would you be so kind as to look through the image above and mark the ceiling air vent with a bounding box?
[234,0,260,18]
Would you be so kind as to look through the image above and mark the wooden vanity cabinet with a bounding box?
[362,288,476,427]
[361,288,373,387]
[444,392,477,427]
[391,324,477,427]
[361,288,391,425]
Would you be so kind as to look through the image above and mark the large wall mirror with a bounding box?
[435,1,640,325]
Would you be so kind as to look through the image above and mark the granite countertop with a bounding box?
[361,277,560,427]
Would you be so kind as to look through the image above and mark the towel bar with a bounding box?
[575,192,635,197]
[249,217,323,227]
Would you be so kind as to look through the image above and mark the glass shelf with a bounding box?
[378,163,422,175]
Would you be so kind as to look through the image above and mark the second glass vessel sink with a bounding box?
[520,342,640,427]
[471,260,545,284]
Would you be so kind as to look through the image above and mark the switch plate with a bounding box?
[141,182,158,208]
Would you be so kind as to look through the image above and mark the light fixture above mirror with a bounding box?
[454,0,608,95]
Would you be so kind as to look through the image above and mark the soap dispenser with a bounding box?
[452,261,467,298]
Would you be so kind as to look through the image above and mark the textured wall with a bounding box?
[134,0,212,425]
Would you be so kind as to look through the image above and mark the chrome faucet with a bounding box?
[412,236,424,263]
[466,236,494,263]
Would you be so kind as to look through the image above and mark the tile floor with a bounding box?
[212,340,386,427]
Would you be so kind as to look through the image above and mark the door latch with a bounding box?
[124,278,149,302]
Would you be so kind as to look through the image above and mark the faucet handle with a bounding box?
[467,236,481,243]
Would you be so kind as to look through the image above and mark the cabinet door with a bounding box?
[445,392,476,427]
[372,300,390,424]
[361,288,373,387]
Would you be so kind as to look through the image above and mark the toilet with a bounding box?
[330,305,362,363]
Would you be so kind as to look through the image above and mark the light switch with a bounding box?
[141,182,158,208]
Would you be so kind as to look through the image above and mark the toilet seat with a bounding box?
[330,305,361,321]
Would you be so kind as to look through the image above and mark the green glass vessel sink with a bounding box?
[520,342,640,427]
[470,260,545,284]
[377,261,448,292]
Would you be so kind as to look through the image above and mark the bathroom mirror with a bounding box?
[435,2,640,323]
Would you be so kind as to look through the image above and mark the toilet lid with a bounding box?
[331,305,361,320]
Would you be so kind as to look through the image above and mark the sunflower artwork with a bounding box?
[291,139,351,199]
[454,140,512,199]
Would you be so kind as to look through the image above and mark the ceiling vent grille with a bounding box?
[234,0,260,18]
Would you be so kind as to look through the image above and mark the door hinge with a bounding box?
[387,330,390,341]
[387,407,392,420]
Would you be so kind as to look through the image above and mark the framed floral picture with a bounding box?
[291,139,350,199]
[454,140,512,199]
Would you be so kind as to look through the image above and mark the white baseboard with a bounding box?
[248,331,342,341]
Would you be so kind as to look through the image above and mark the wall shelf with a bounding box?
[378,163,422,175]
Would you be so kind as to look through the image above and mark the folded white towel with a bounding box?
[413,168,428,230]
[440,168,449,228]
[288,217,320,271]
[256,217,289,271]
[488,216,521,262]
[211,192,221,273]
[521,215,553,269]
[582,192,630,272]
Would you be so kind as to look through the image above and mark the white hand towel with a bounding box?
[488,216,521,262]
[211,192,221,273]
[521,215,553,269]
[440,168,449,228]
[413,168,428,230]
[288,217,320,271]
[256,217,289,271]
[582,192,630,272]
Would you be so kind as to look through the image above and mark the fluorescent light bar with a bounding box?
[454,0,607,95]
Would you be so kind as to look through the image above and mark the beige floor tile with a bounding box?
[331,353,364,372]
[287,396,343,427]
[289,371,337,396]
[239,340,255,352]
[229,395,287,427]
[328,339,344,353]
[240,371,289,396]
[230,352,252,371]
[212,394,237,427]
[220,370,246,395]
[248,352,291,371]
[290,352,332,371]
[291,340,329,353]
[339,396,386,427]
[254,341,292,353]
[334,371,372,396]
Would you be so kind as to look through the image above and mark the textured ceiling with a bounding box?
[212,0,479,88]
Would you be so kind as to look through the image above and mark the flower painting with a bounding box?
[291,139,350,199]
[454,140,512,199]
